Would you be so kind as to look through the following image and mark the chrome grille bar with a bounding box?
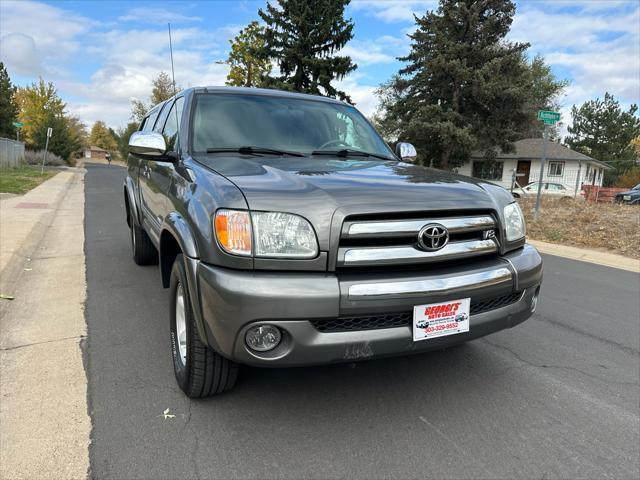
[338,239,498,267]
[344,215,495,238]
[347,267,512,299]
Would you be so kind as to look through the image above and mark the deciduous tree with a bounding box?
[226,21,271,87]
[131,72,180,122]
[258,0,356,102]
[14,78,66,147]
[90,120,118,152]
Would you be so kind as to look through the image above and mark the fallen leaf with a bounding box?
[0,294,15,300]
[159,408,176,419]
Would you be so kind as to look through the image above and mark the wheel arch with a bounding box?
[160,212,199,288]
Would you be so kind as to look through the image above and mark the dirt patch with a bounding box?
[518,197,640,259]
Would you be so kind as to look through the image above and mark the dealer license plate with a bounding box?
[623,195,631,200]
[413,298,470,341]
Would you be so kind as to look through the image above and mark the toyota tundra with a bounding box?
[124,86,543,397]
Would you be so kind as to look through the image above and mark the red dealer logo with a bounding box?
[424,302,460,320]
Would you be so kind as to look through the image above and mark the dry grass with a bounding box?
[518,197,640,259]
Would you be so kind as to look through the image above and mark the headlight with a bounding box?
[503,202,526,241]
[214,210,318,259]
[252,211,318,258]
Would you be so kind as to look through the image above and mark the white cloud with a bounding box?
[350,0,437,22]
[0,0,94,73]
[118,7,202,24]
[0,33,42,76]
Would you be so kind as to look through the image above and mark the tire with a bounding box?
[170,254,239,397]
[130,217,158,265]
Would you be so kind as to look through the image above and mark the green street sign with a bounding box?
[537,110,560,124]
[12,122,24,128]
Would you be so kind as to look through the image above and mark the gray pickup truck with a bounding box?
[125,86,542,397]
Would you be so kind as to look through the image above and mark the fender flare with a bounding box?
[160,213,213,348]
[161,212,199,259]
[124,177,140,226]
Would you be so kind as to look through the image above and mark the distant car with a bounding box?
[614,184,640,205]
[512,181,576,199]
[455,312,469,323]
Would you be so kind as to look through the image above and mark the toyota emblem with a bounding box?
[418,223,449,251]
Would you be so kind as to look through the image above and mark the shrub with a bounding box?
[615,167,640,188]
[24,149,65,166]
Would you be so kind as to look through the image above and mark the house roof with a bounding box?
[472,139,612,169]
[88,146,108,152]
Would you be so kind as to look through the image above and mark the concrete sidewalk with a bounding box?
[0,167,90,479]
[528,239,640,273]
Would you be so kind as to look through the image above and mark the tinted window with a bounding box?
[143,107,161,132]
[162,97,184,151]
[153,102,170,133]
[192,93,393,157]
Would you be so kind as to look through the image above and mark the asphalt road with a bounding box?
[84,163,640,479]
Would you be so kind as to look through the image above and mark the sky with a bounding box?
[1,0,638,136]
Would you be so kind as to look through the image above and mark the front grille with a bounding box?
[337,212,499,269]
[310,291,523,333]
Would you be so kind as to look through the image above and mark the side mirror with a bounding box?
[395,142,417,163]
[129,131,167,158]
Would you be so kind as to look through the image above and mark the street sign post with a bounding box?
[42,127,53,174]
[537,110,561,125]
[533,110,560,220]
[12,122,24,142]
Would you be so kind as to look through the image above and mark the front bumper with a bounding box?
[193,244,542,367]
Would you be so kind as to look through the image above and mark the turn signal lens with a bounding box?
[214,209,252,256]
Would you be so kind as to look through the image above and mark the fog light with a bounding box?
[245,325,282,352]
[531,287,540,313]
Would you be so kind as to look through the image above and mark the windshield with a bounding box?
[192,93,394,158]
[633,184,640,190]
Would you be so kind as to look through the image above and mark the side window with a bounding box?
[143,107,161,132]
[153,102,170,133]
[139,117,147,131]
[162,97,184,151]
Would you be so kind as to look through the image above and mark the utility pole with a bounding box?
[42,127,52,174]
[533,110,560,220]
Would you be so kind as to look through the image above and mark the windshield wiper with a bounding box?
[311,148,394,161]
[206,146,305,157]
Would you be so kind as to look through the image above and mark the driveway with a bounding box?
[84,163,640,479]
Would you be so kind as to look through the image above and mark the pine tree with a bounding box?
[0,62,18,139]
[376,0,530,168]
[565,93,640,185]
[258,0,356,102]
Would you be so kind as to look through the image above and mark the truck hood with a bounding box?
[193,155,508,248]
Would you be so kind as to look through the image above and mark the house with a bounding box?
[84,146,110,160]
[457,138,612,193]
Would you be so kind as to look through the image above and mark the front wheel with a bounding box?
[170,254,239,397]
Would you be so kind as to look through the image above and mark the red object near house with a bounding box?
[582,185,628,203]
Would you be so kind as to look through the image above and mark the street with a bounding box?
[84,164,639,479]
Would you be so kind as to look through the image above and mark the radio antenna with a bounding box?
[167,22,180,154]
[168,22,178,97]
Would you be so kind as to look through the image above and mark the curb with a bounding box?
[528,239,640,273]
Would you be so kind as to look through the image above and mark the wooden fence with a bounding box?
[0,137,25,169]
[582,185,628,203]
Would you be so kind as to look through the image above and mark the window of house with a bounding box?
[548,161,564,176]
[472,161,504,181]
